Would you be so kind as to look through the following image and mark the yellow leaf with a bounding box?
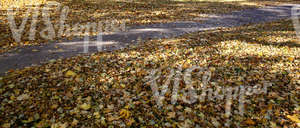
[65,70,77,77]
[108,116,119,121]
[80,103,91,110]
[22,117,34,123]
[45,68,51,72]
[104,108,111,113]
[167,112,176,119]
[119,109,131,118]
[93,112,100,119]
[244,118,255,125]
[24,41,30,45]
[32,49,39,52]
[71,119,79,126]
[126,118,135,126]
[17,94,29,101]
[295,107,300,111]
[2,123,10,128]
[120,84,126,88]
[74,66,81,71]
[235,81,243,85]
[35,120,47,128]
[51,104,58,109]
[288,57,294,62]
[124,105,130,109]
[287,114,300,123]
[270,121,277,128]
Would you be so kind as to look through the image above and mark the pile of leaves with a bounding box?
[0,19,299,127]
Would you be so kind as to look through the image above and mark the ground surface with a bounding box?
[1,13,300,128]
[0,0,300,128]
[0,4,295,75]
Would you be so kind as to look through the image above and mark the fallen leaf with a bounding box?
[244,118,256,125]
[119,109,131,118]
[32,49,39,52]
[93,112,101,119]
[288,57,294,62]
[71,119,79,126]
[287,114,300,123]
[65,70,77,77]
[80,103,91,110]
[167,112,176,119]
[17,94,29,101]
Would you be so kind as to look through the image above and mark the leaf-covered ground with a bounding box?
[1,0,300,53]
[0,19,299,127]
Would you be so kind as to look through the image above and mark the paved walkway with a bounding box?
[0,4,297,75]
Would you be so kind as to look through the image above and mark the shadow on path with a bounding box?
[0,4,298,75]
